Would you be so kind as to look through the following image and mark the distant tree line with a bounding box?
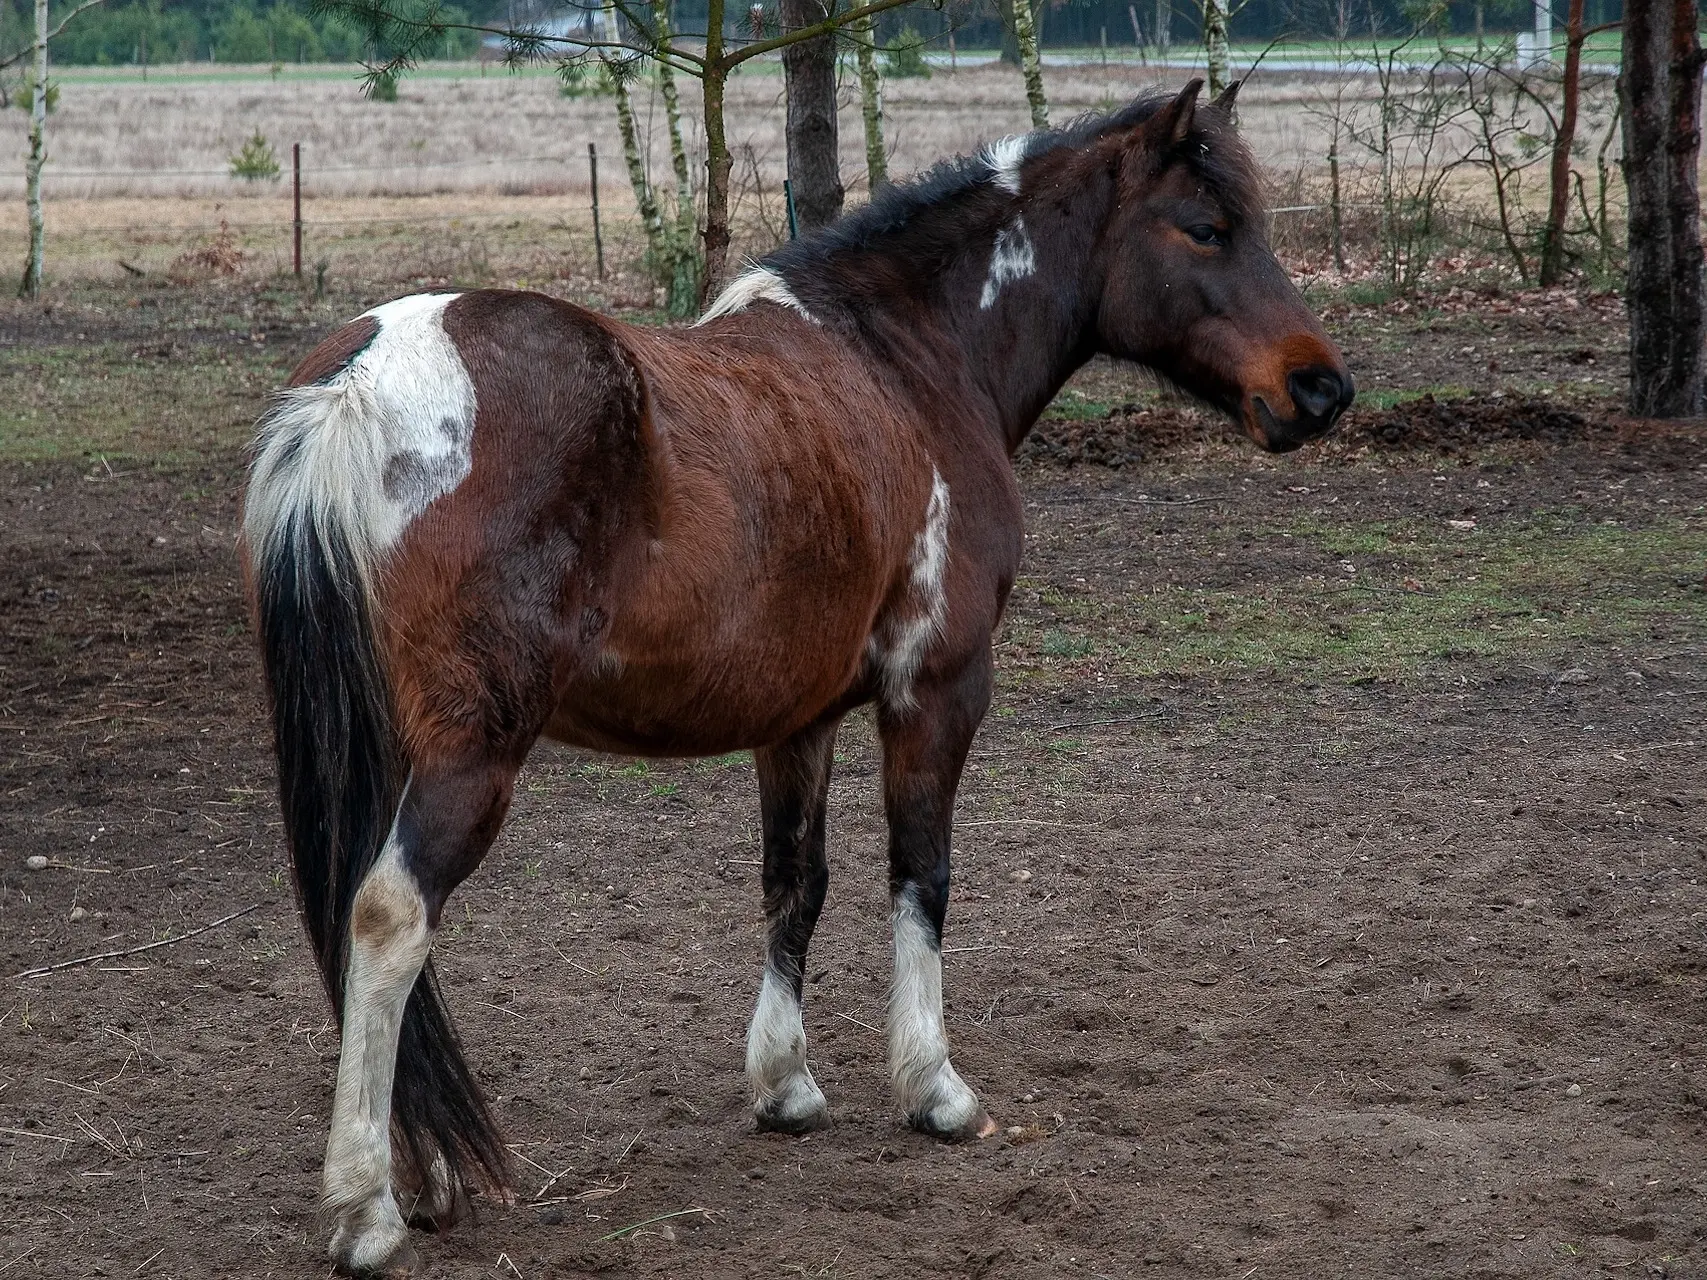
[0,0,480,64]
[0,0,1627,67]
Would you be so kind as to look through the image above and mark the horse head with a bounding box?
[1091,80,1355,451]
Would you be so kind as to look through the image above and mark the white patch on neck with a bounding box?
[984,134,1030,195]
[869,468,951,710]
[697,264,819,325]
[979,217,1036,310]
[245,292,475,578]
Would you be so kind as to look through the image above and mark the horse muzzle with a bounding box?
[1248,365,1356,453]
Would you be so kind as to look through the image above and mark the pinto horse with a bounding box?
[243,80,1352,1274]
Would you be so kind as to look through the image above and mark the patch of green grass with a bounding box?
[695,750,751,771]
[1041,390,1118,421]
[1003,512,1707,683]
[1041,630,1095,658]
[1354,384,1474,411]
[613,760,651,778]
[0,341,287,462]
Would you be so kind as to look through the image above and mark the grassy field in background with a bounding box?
[1002,512,1707,686]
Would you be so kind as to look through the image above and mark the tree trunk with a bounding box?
[1202,0,1230,97]
[779,0,842,230]
[611,60,666,251]
[700,0,734,300]
[999,0,1019,65]
[1329,143,1346,272]
[650,0,701,314]
[1155,0,1170,54]
[651,0,695,228]
[1011,0,1048,128]
[1619,0,1706,416]
[855,10,887,190]
[1539,0,1584,285]
[18,0,47,300]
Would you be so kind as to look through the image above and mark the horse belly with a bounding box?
[541,582,877,756]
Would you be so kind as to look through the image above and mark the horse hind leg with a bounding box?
[323,761,516,1275]
[746,718,840,1132]
[321,809,430,1275]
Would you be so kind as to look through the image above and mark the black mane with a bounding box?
[762,91,1259,283]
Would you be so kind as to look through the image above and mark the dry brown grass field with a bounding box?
[0,60,1625,293]
[1,62,1347,201]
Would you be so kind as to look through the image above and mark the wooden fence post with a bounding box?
[292,143,302,280]
[589,141,605,280]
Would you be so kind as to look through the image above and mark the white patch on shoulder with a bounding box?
[697,264,819,326]
[979,216,1037,310]
[869,468,951,710]
[984,134,1030,195]
[245,292,475,579]
[889,885,981,1131]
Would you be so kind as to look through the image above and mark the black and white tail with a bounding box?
[244,295,507,1207]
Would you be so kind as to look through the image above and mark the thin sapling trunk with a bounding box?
[19,0,47,299]
[855,9,886,189]
[1010,0,1048,127]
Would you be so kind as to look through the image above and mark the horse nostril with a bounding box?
[1288,367,1348,423]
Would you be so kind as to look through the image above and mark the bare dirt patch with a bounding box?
[3,369,1704,1279]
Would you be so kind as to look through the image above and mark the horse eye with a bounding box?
[1186,224,1224,246]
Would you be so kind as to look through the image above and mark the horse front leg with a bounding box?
[878,653,998,1141]
[745,717,841,1131]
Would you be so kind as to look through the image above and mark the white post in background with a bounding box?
[1517,0,1552,69]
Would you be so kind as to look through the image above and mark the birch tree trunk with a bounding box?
[1010,0,1048,128]
[649,0,701,313]
[779,0,843,229]
[1155,0,1170,54]
[650,0,694,230]
[1620,0,1706,416]
[18,0,48,300]
[854,10,886,189]
[611,68,665,251]
[1202,0,1230,97]
[604,1,666,257]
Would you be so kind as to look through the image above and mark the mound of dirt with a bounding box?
[1016,404,1241,468]
[1014,394,1699,468]
[1339,394,1605,454]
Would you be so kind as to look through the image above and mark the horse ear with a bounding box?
[1213,79,1241,112]
[1145,78,1202,149]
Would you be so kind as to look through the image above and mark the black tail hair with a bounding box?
[254,511,510,1200]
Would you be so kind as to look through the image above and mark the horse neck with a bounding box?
[808,175,1111,457]
[947,190,1109,453]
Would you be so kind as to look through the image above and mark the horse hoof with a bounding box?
[333,1234,419,1278]
[753,1069,830,1134]
[911,1106,997,1142]
[755,1096,831,1134]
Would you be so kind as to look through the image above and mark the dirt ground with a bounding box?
[2,277,1705,1280]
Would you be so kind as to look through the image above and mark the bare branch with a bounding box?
[721,0,925,68]
[0,0,107,73]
